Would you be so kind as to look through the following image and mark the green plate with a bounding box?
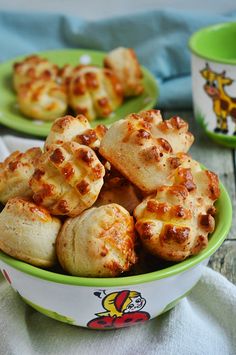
[0,49,158,137]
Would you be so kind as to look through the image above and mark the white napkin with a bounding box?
[0,135,44,160]
[0,136,236,355]
[0,268,236,355]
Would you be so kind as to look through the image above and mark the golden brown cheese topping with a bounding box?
[17,79,67,121]
[0,147,42,204]
[44,115,108,151]
[68,66,123,121]
[29,141,105,217]
[13,55,59,92]
[134,155,219,262]
[99,109,194,194]
[56,204,137,277]
[104,47,144,97]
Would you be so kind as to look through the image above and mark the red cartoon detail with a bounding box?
[87,290,150,329]
[87,316,114,329]
[113,312,149,328]
[2,269,12,284]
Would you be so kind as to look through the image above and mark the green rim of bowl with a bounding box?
[0,49,158,137]
[205,130,236,148]
[0,180,232,287]
[189,22,236,65]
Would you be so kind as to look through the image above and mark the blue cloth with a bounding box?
[1,9,236,108]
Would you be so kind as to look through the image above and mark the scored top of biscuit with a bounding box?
[29,141,105,217]
[99,109,194,194]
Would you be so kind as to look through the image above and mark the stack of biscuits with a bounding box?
[0,110,220,277]
[13,47,144,122]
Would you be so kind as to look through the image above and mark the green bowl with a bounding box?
[0,49,158,137]
[0,180,232,329]
[189,22,236,147]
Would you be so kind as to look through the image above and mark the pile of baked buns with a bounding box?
[13,47,144,122]
[0,109,220,277]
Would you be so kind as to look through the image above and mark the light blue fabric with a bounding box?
[1,9,236,108]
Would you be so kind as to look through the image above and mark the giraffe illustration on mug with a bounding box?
[200,63,236,135]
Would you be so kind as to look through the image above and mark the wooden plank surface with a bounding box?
[208,241,236,285]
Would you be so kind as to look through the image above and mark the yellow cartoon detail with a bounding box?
[97,290,146,317]
[200,63,236,135]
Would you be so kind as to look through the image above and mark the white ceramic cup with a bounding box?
[189,22,236,147]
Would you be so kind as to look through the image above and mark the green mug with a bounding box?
[189,22,236,147]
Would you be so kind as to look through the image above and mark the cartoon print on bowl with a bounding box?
[87,290,150,329]
[200,63,236,135]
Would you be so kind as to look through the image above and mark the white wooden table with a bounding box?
[1,108,235,284]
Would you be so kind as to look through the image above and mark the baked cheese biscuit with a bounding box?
[56,204,137,277]
[44,114,107,151]
[13,55,59,92]
[99,110,194,194]
[104,47,144,96]
[68,65,123,121]
[29,142,105,216]
[134,158,220,261]
[0,147,42,204]
[0,197,61,267]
